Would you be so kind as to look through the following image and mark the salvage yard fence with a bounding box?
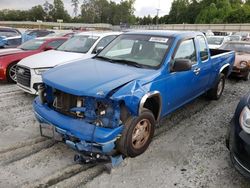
[2,21,250,32]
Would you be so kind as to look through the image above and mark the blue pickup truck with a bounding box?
[34,31,235,162]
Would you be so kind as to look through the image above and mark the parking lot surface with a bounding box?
[0,79,249,188]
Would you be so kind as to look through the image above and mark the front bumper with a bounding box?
[231,66,249,78]
[0,67,6,81]
[229,118,250,178]
[17,68,43,95]
[33,97,124,153]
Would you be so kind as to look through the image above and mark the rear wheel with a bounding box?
[207,73,225,100]
[6,63,17,83]
[117,108,155,157]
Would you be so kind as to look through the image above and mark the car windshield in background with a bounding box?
[229,35,241,41]
[221,43,250,53]
[57,35,99,53]
[0,29,19,37]
[97,34,171,68]
[207,37,224,45]
[19,39,46,50]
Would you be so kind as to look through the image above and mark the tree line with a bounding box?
[0,0,135,25]
[0,0,250,25]
[138,0,250,25]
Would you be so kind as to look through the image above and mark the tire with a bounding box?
[243,70,249,81]
[117,108,155,157]
[207,73,225,100]
[6,62,17,83]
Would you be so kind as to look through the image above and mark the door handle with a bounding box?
[193,68,200,75]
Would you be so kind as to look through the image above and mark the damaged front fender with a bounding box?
[111,80,147,116]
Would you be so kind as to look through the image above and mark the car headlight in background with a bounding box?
[34,68,50,75]
[240,61,248,68]
[240,106,250,134]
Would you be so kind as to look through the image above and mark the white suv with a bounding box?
[16,31,121,94]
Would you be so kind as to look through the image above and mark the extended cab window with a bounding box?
[197,36,209,61]
[174,39,197,64]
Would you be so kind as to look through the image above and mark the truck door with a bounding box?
[166,38,201,110]
[194,35,211,93]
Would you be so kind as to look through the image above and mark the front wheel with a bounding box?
[6,63,17,83]
[207,73,225,100]
[117,108,155,157]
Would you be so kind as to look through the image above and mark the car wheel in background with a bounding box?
[6,62,17,83]
[117,108,155,157]
[207,73,225,100]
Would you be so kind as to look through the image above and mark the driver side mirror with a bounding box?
[94,46,104,54]
[171,59,192,72]
[44,46,54,51]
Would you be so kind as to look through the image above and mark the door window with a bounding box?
[174,39,197,64]
[197,36,209,61]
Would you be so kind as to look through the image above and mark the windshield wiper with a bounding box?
[95,56,115,63]
[96,56,145,68]
[112,59,144,68]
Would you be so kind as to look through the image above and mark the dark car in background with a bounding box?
[220,41,250,80]
[0,27,22,48]
[227,92,250,179]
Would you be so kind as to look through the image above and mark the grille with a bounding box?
[16,66,31,88]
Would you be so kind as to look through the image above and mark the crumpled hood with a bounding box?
[18,50,93,69]
[43,58,153,97]
[0,48,25,56]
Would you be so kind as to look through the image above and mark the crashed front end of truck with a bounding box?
[33,81,147,164]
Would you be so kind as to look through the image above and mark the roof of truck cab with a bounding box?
[124,30,204,38]
[75,31,122,37]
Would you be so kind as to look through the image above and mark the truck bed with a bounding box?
[210,48,232,57]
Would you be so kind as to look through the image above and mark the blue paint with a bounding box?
[33,31,235,157]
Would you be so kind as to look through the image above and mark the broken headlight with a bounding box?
[38,84,46,104]
[240,106,250,134]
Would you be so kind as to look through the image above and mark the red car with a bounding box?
[0,37,67,83]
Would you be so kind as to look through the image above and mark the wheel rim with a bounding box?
[217,79,224,97]
[132,119,151,149]
[9,64,17,82]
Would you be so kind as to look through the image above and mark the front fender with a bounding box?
[111,80,147,116]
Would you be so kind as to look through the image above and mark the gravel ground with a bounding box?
[0,78,249,188]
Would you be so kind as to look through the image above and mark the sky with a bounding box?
[0,0,173,17]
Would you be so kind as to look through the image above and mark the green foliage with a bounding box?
[80,0,135,24]
[51,0,71,22]
[162,0,248,24]
[71,0,80,17]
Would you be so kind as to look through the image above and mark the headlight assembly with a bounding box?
[38,84,46,104]
[239,106,250,134]
[34,68,50,75]
[240,61,248,68]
